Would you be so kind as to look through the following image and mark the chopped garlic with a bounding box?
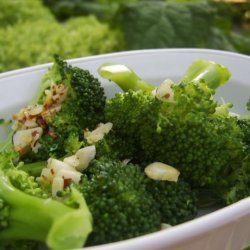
[39,158,82,195]
[47,158,76,173]
[75,146,96,171]
[144,162,180,182]
[52,177,64,197]
[13,127,43,153]
[63,146,96,171]
[55,169,82,184]
[12,104,44,130]
[64,155,80,168]
[153,79,175,102]
[84,122,113,144]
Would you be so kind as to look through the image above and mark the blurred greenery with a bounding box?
[0,0,249,72]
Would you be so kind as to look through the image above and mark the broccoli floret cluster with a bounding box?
[98,59,248,205]
[101,90,153,160]
[146,179,197,226]
[76,158,197,246]
[2,57,250,248]
[140,103,244,188]
[80,159,161,245]
[0,240,39,250]
[0,16,123,72]
[2,56,106,162]
[0,150,92,249]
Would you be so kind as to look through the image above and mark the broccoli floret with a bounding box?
[237,118,250,151]
[78,159,161,246]
[98,60,244,189]
[140,106,244,188]
[219,118,250,205]
[146,179,198,226]
[0,240,39,250]
[222,167,250,205]
[1,55,106,164]
[0,150,92,250]
[99,90,153,160]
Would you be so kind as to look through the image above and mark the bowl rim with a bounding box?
[0,48,249,79]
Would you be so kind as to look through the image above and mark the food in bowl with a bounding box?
[0,52,250,250]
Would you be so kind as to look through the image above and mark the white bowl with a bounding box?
[1,49,250,250]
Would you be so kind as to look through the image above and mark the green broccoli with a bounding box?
[146,179,198,226]
[1,55,106,163]
[0,240,39,250]
[0,150,92,250]
[0,0,54,28]
[77,158,161,246]
[237,118,250,151]
[0,16,124,72]
[98,90,153,160]
[98,59,245,189]
[218,118,250,205]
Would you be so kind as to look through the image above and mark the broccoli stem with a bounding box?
[0,131,14,153]
[0,172,92,250]
[98,59,231,92]
[19,160,46,176]
[180,59,231,89]
[98,63,154,92]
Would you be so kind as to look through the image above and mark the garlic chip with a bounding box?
[84,122,113,144]
[144,162,180,182]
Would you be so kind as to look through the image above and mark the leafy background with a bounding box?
[0,0,249,73]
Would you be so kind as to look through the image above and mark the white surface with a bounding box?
[1,49,250,250]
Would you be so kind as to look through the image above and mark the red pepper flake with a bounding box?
[63,177,72,187]
[164,93,170,99]
[48,129,58,139]
[31,130,39,137]
[37,117,47,128]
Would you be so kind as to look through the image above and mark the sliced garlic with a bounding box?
[55,169,82,184]
[39,167,54,185]
[39,158,82,190]
[144,162,180,182]
[122,159,131,165]
[84,122,113,144]
[13,127,43,153]
[153,79,175,102]
[47,158,76,173]
[31,141,41,153]
[63,155,80,168]
[75,145,96,171]
[23,118,38,129]
[52,176,64,197]
[28,104,44,116]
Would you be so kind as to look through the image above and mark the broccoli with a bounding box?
[0,150,92,250]
[1,55,106,163]
[237,118,250,151]
[98,90,154,161]
[98,60,245,189]
[218,118,250,205]
[0,0,54,28]
[0,16,124,72]
[0,240,39,250]
[146,179,198,226]
[76,158,161,246]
